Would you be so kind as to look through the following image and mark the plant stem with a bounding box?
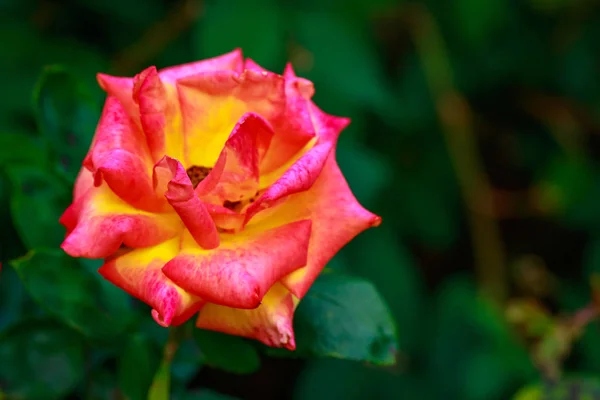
[408,4,508,304]
[147,326,185,400]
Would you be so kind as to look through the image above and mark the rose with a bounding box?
[60,49,381,349]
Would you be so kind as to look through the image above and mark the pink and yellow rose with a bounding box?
[60,49,381,349]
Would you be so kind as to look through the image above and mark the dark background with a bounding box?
[3,0,600,399]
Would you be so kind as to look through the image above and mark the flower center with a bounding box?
[186,165,212,189]
[223,191,261,212]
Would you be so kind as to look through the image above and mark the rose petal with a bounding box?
[205,203,245,231]
[84,96,165,212]
[97,49,245,125]
[158,48,244,84]
[133,66,185,163]
[196,282,297,350]
[194,150,227,196]
[60,168,95,235]
[176,69,284,167]
[243,58,267,72]
[73,167,94,201]
[246,105,350,225]
[203,112,274,205]
[99,237,203,327]
[162,219,311,309]
[259,63,317,174]
[60,182,181,258]
[153,156,220,249]
[96,75,138,125]
[272,154,381,298]
[283,63,316,98]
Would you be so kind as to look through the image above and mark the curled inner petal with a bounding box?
[202,112,274,207]
[153,156,219,249]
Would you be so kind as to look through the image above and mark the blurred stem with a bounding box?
[111,0,203,74]
[408,5,507,304]
[522,93,586,157]
[147,325,185,400]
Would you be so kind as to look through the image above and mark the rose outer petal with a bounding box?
[259,63,317,174]
[162,219,312,309]
[99,67,186,165]
[83,96,165,212]
[278,154,381,298]
[158,48,244,85]
[132,66,185,164]
[60,182,182,258]
[61,168,95,236]
[73,167,94,204]
[99,237,203,327]
[196,283,297,350]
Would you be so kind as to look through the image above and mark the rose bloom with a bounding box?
[60,49,381,349]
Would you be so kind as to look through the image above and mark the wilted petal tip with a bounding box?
[283,62,296,78]
[371,215,383,227]
[151,308,173,327]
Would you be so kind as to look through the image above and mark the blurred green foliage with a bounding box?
[3,0,600,399]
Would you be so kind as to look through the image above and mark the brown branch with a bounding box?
[521,93,588,157]
[111,0,204,75]
[407,4,508,304]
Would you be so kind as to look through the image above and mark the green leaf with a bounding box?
[0,175,26,262]
[11,249,133,339]
[294,358,426,400]
[0,265,26,332]
[196,0,285,71]
[453,0,508,49]
[79,258,136,328]
[5,165,69,249]
[118,334,162,400]
[180,390,241,400]
[345,226,424,353]
[171,337,203,386]
[513,377,600,399]
[0,319,85,399]
[33,65,100,179]
[86,366,118,400]
[193,329,260,374]
[292,272,398,365]
[0,132,49,168]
